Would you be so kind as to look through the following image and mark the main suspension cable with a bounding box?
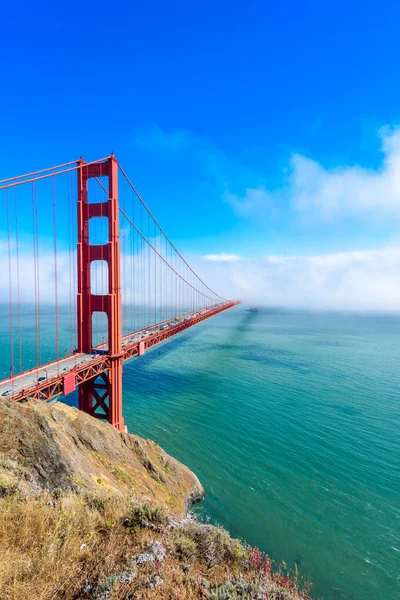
[0,156,111,190]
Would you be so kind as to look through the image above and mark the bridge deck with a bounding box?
[0,302,238,403]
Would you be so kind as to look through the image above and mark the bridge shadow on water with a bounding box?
[126,326,205,372]
[125,309,256,377]
[217,310,310,374]
[124,310,258,401]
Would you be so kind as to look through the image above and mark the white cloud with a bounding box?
[228,126,400,222]
[203,253,244,262]
[193,245,400,312]
[224,187,274,219]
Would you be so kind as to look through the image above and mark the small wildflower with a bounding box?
[148,575,163,588]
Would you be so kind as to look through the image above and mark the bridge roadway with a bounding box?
[0,301,238,403]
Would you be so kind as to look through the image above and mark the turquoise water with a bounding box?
[122,308,400,600]
[1,307,399,599]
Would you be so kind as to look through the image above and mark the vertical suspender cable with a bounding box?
[32,182,40,370]
[165,235,167,321]
[68,173,73,353]
[32,182,37,369]
[134,198,137,331]
[14,187,22,373]
[154,217,156,325]
[173,248,175,316]
[148,211,150,328]
[142,212,144,327]
[143,204,145,328]
[52,174,59,367]
[131,208,134,332]
[6,188,14,381]
[175,247,176,316]
[72,175,77,356]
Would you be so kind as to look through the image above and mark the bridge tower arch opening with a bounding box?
[90,260,109,298]
[77,155,125,431]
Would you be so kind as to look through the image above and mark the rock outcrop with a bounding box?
[0,398,203,514]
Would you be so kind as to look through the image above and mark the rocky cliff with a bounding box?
[0,399,311,600]
[0,398,203,513]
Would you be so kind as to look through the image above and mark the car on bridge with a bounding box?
[2,389,13,397]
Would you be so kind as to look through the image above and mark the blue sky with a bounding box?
[2,0,400,309]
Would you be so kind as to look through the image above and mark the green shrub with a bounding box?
[0,481,20,499]
[88,497,106,513]
[123,503,167,532]
[171,532,198,562]
[177,522,247,568]
[207,581,236,599]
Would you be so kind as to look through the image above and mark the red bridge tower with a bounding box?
[77,156,125,431]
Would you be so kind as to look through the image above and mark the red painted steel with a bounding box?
[77,155,125,431]
[63,373,76,395]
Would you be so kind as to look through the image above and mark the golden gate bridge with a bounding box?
[0,155,238,430]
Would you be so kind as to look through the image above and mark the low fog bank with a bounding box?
[1,245,400,315]
[193,245,400,314]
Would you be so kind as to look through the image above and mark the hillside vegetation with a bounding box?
[0,399,312,600]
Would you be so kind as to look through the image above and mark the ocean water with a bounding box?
[1,306,399,599]
[121,308,400,600]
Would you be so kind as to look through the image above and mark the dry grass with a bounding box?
[0,492,134,599]
[0,492,312,600]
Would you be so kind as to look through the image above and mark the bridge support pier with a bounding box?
[78,362,124,430]
[77,155,125,431]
